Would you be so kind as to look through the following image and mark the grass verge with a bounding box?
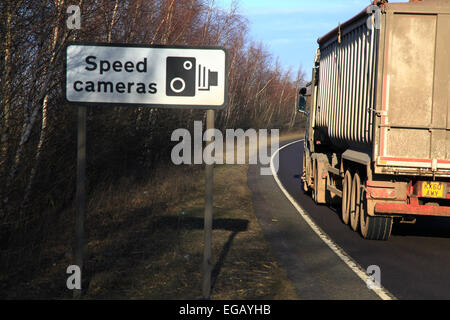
[1,130,303,299]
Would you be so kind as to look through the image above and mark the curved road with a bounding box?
[248,139,450,300]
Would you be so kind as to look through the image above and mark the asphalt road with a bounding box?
[248,139,450,300]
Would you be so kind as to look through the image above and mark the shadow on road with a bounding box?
[392,216,450,238]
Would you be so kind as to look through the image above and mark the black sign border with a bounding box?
[64,42,228,110]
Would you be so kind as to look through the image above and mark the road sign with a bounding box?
[65,43,228,109]
[66,42,226,299]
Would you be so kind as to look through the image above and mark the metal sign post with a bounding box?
[74,105,86,299]
[202,109,215,299]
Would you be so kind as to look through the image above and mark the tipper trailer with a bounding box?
[299,0,450,240]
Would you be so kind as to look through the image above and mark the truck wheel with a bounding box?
[360,185,392,240]
[313,160,319,202]
[302,152,309,192]
[350,172,361,232]
[311,160,316,201]
[313,159,327,204]
[341,170,352,225]
[312,159,322,203]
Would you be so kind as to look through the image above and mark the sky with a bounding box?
[216,0,410,80]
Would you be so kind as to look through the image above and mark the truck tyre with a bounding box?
[313,160,321,203]
[360,184,392,240]
[341,170,352,225]
[302,152,309,192]
[350,172,361,232]
[312,160,317,202]
[313,158,327,204]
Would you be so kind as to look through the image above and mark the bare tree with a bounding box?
[0,0,305,282]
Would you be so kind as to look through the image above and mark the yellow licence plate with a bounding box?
[422,182,445,198]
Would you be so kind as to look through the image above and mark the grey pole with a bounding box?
[74,105,86,299]
[202,109,215,299]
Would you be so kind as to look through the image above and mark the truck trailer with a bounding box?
[299,0,450,240]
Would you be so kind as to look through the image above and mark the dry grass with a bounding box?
[1,130,303,299]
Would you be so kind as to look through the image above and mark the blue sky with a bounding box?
[216,0,409,80]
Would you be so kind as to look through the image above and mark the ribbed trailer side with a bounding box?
[316,9,379,151]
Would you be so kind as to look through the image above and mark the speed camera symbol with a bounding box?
[166,57,218,97]
[166,57,196,97]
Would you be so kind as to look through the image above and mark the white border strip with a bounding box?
[270,139,395,300]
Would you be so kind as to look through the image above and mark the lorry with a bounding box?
[299,0,450,240]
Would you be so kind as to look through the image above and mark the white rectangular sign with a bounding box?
[65,43,227,109]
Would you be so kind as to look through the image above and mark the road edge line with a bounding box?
[270,139,396,301]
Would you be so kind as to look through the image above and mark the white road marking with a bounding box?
[270,139,396,300]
